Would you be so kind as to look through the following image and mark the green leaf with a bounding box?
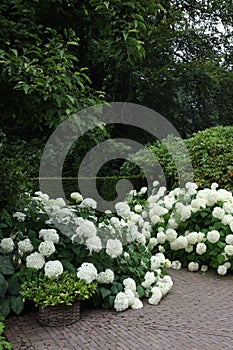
[111,282,123,295]
[136,285,145,298]
[10,295,24,315]
[217,254,225,265]
[100,287,111,299]
[0,274,8,297]
[0,297,10,317]
[0,256,15,275]
[7,277,21,296]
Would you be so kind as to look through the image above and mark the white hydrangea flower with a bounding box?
[106,239,123,258]
[196,242,207,255]
[186,231,199,245]
[200,265,208,272]
[223,261,231,269]
[190,198,206,213]
[171,260,182,270]
[157,231,166,244]
[39,229,59,244]
[86,236,102,253]
[76,220,97,238]
[123,278,136,292]
[13,211,26,222]
[134,204,142,213]
[148,286,163,305]
[217,264,227,276]
[44,260,63,278]
[207,230,220,244]
[38,241,56,257]
[188,261,199,272]
[222,214,233,226]
[158,245,165,253]
[167,218,178,229]
[212,207,225,220]
[157,275,173,296]
[131,298,143,309]
[0,238,14,253]
[114,292,129,312]
[115,202,131,218]
[79,198,97,209]
[141,271,156,288]
[170,236,188,250]
[26,252,45,270]
[149,237,158,247]
[140,187,147,194]
[18,238,34,254]
[151,253,166,271]
[224,244,233,256]
[185,244,194,253]
[141,211,148,219]
[77,262,98,283]
[225,234,233,245]
[97,269,114,284]
[124,289,135,307]
[165,228,177,242]
[55,198,66,208]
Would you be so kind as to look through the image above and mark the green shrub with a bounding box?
[120,126,233,191]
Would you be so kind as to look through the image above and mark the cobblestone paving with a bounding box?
[4,269,233,350]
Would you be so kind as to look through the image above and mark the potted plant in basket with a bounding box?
[20,271,97,326]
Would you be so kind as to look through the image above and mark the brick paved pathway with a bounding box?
[4,269,233,350]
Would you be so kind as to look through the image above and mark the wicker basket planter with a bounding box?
[39,302,80,327]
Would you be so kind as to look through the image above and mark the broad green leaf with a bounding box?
[0,256,15,275]
[10,295,24,315]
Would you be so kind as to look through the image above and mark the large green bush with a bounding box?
[120,126,233,191]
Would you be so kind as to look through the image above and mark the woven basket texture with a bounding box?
[39,302,80,327]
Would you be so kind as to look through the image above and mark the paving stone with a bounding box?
[4,269,233,349]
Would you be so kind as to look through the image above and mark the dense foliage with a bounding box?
[121,126,233,191]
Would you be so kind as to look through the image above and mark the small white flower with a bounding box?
[106,239,123,258]
[86,236,102,253]
[44,260,63,278]
[114,292,129,312]
[124,289,135,306]
[217,265,227,276]
[171,260,182,270]
[131,298,143,309]
[0,238,14,253]
[18,238,34,254]
[77,262,98,283]
[76,220,97,238]
[79,198,97,209]
[151,253,166,271]
[148,286,163,305]
[38,241,56,257]
[212,207,225,220]
[97,269,114,284]
[224,245,233,256]
[196,242,207,255]
[185,244,194,253]
[188,262,199,272]
[157,231,166,244]
[165,229,177,243]
[13,212,26,222]
[115,202,131,218]
[39,229,59,244]
[226,234,233,245]
[200,265,208,272]
[26,252,45,270]
[123,278,136,292]
[140,187,147,194]
[134,204,142,213]
[207,230,220,244]
[141,271,156,288]
[223,261,231,269]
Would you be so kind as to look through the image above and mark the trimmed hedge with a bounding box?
[120,126,233,191]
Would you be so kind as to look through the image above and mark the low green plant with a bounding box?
[0,315,12,350]
[20,271,97,308]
